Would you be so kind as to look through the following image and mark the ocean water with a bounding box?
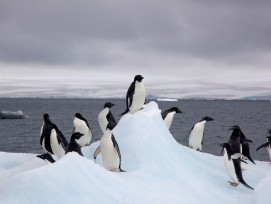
[0,98,270,161]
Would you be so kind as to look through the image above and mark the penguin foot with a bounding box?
[228,181,239,187]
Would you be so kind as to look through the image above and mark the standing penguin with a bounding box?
[188,116,214,151]
[228,125,252,154]
[73,113,92,147]
[100,123,124,172]
[161,107,182,129]
[98,102,117,133]
[65,132,84,156]
[221,143,254,190]
[40,113,68,159]
[256,130,271,162]
[120,75,146,115]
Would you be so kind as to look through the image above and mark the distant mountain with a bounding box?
[239,95,271,100]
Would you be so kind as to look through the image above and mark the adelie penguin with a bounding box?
[98,102,117,133]
[65,132,84,156]
[161,107,182,129]
[73,113,92,147]
[256,129,271,163]
[100,123,125,172]
[228,126,254,162]
[120,75,146,115]
[188,116,214,151]
[40,113,68,159]
[220,143,254,190]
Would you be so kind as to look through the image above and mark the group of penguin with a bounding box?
[37,74,271,190]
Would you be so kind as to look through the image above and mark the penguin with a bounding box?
[120,75,146,115]
[65,132,84,156]
[228,125,252,154]
[100,123,124,172]
[40,113,68,159]
[36,153,56,163]
[256,129,271,162]
[220,143,254,190]
[239,130,255,164]
[73,113,92,147]
[188,116,214,151]
[161,107,182,129]
[98,102,117,133]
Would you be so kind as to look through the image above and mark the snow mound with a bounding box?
[0,101,270,204]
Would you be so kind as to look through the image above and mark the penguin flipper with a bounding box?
[242,143,255,164]
[121,82,135,115]
[111,135,123,170]
[233,159,254,190]
[187,124,195,141]
[93,145,101,159]
[256,142,269,151]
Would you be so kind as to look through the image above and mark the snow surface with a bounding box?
[0,101,270,204]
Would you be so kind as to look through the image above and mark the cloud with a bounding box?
[0,0,271,98]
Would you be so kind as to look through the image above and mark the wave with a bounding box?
[0,110,29,119]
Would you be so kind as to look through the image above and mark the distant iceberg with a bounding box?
[157,98,178,101]
[0,110,28,119]
[0,102,270,204]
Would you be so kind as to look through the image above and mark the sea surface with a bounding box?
[0,98,270,161]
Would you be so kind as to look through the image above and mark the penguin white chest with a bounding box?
[164,112,175,129]
[73,118,92,146]
[189,121,206,151]
[98,108,109,133]
[50,129,65,159]
[129,82,146,114]
[100,132,120,171]
[267,144,271,161]
[223,150,238,183]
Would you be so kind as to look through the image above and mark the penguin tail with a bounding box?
[120,108,129,116]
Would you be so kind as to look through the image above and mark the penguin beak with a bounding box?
[209,118,214,121]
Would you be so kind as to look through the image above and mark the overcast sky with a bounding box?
[0,0,271,99]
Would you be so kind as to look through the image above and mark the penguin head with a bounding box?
[169,107,182,114]
[106,123,115,131]
[104,102,115,108]
[134,75,144,82]
[71,132,84,140]
[201,116,214,122]
[43,113,50,123]
[37,153,55,163]
[267,129,271,138]
[75,113,83,119]
[220,143,232,154]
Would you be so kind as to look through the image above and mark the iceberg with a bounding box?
[0,110,28,119]
[0,101,270,204]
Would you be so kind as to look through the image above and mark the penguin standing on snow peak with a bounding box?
[98,102,117,133]
[256,130,271,162]
[220,143,254,190]
[65,132,84,156]
[120,75,146,115]
[40,113,68,159]
[161,107,182,129]
[100,123,124,172]
[188,116,214,151]
[73,113,92,147]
